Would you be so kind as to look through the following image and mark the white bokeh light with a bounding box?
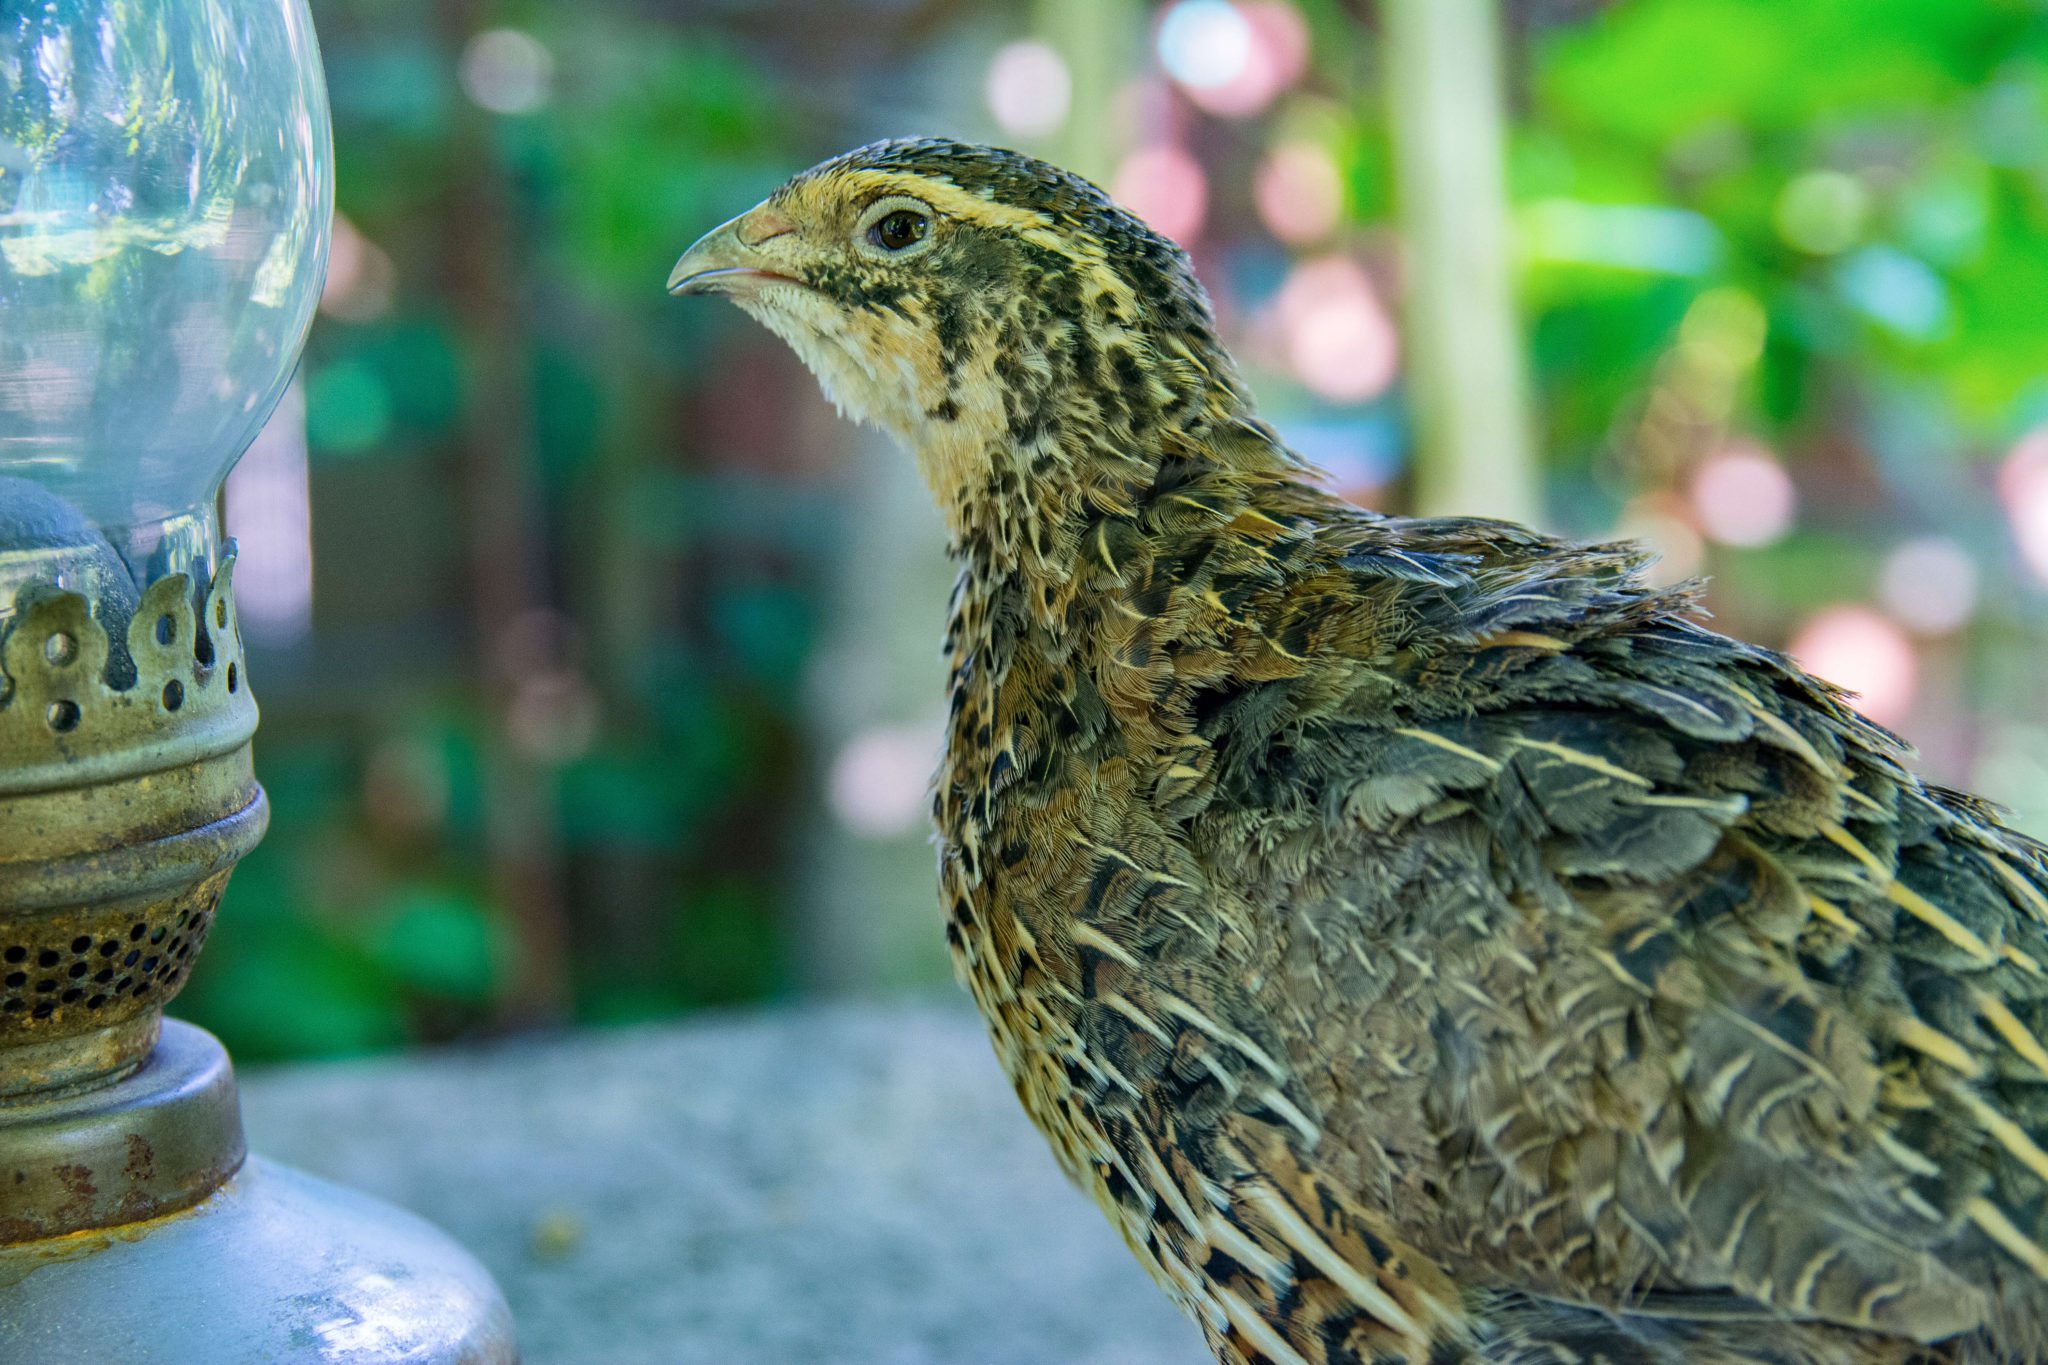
[1169,0,1309,118]
[1157,0,1253,90]
[828,723,939,840]
[224,382,313,645]
[1879,536,1980,635]
[985,40,1072,137]
[459,29,554,115]
[1788,605,1918,727]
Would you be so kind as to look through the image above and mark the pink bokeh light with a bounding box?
[320,213,397,323]
[828,723,940,839]
[2001,427,2048,586]
[1254,142,1343,245]
[1689,440,1796,547]
[1787,605,1918,727]
[1112,145,1210,244]
[1274,256,1398,403]
[1185,1,1309,118]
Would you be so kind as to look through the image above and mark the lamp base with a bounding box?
[0,1021,516,1364]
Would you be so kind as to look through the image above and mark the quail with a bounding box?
[672,140,2048,1365]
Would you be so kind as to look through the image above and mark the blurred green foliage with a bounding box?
[184,0,813,1060]
[182,0,2048,1062]
[1524,0,2048,443]
[1498,0,2048,777]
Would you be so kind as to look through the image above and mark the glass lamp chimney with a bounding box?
[0,0,333,611]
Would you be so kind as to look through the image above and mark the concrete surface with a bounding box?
[239,1000,1208,1365]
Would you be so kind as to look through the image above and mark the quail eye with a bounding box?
[869,209,929,252]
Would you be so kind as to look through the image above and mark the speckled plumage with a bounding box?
[674,140,2048,1365]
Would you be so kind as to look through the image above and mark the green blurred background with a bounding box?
[187,0,2048,1062]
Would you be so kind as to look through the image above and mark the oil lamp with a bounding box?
[0,3,513,1358]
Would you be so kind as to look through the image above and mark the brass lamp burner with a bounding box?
[0,554,265,1099]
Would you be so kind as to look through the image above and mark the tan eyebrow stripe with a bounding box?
[830,170,1049,229]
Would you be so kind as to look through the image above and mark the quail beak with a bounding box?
[667,205,800,297]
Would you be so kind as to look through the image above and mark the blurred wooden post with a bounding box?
[1033,0,1140,186]
[1382,0,1541,525]
[439,0,571,1026]
[792,422,956,998]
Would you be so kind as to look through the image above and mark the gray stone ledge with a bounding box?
[240,999,1207,1365]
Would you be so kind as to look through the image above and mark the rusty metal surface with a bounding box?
[0,785,266,910]
[0,1015,160,1103]
[0,1020,245,1244]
